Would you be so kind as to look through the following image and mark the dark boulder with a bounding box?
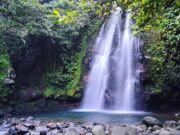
[143,116,161,127]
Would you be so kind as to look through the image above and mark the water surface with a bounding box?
[24,110,178,125]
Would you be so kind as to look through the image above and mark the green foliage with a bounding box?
[0,0,179,102]
[143,37,167,93]
[0,0,103,100]
[94,0,178,33]
[161,6,180,90]
[44,86,66,98]
[0,54,11,105]
[0,0,49,33]
[45,18,102,99]
[0,0,51,57]
[49,0,97,27]
[143,4,180,93]
[123,0,178,32]
[1,0,92,102]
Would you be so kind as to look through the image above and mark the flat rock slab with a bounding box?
[92,125,105,135]
[0,130,9,135]
[110,126,136,135]
[64,127,79,135]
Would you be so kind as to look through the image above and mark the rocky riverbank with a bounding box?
[0,116,180,135]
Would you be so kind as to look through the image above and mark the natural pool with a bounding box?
[1,110,179,135]
[19,110,179,125]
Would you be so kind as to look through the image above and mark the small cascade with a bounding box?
[81,9,140,111]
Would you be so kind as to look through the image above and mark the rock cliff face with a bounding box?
[143,89,180,112]
[12,35,57,88]
[0,35,79,117]
[141,45,180,112]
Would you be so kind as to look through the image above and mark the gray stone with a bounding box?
[177,120,180,125]
[174,113,180,117]
[159,129,170,135]
[20,118,26,121]
[159,129,180,135]
[69,122,75,127]
[153,125,161,131]
[8,127,18,135]
[175,125,180,130]
[164,121,177,128]
[26,116,34,121]
[34,120,41,126]
[85,133,92,135]
[56,123,62,130]
[76,126,86,134]
[0,130,9,135]
[136,124,147,133]
[138,124,147,130]
[136,128,144,133]
[47,123,57,130]
[166,127,177,132]
[106,125,111,130]
[126,127,136,135]
[147,126,153,131]
[143,116,161,127]
[4,78,15,84]
[92,125,105,135]
[169,131,180,135]
[57,122,68,129]
[83,124,93,133]
[11,118,18,125]
[1,121,13,128]
[64,127,79,135]
[30,131,41,135]
[16,125,28,134]
[110,126,134,135]
[24,122,35,130]
[153,130,160,135]
[105,130,110,135]
[47,129,62,135]
[36,126,49,135]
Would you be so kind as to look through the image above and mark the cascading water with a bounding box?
[81,9,122,110]
[81,9,140,111]
[113,13,139,111]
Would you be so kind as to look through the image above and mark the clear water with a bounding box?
[22,111,178,125]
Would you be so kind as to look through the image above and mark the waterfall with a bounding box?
[81,10,140,111]
[113,13,138,111]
